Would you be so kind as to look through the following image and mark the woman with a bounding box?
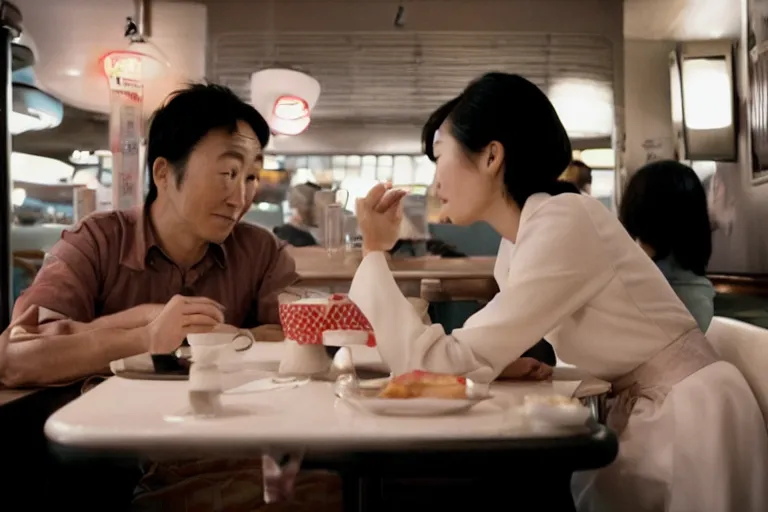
[273,183,321,247]
[348,72,768,511]
[620,160,716,331]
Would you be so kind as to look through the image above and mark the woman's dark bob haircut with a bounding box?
[422,72,577,208]
[619,160,712,276]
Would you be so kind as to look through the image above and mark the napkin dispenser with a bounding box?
[277,289,374,377]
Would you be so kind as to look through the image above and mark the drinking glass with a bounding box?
[324,203,345,260]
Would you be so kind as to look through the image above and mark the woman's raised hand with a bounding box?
[357,183,408,253]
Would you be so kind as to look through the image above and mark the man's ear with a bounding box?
[152,157,171,191]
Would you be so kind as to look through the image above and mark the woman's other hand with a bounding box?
[357,183,407,253]
[499,357,553,380]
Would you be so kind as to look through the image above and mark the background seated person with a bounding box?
[559,159,592,194]
[2,83,297,388]
[619,160,715,332]
[273,182,321,247]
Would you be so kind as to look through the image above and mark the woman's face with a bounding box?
[432,125,500,225]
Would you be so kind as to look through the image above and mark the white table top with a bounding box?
[45,343,594,456]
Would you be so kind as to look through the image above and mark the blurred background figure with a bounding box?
[620,160,715,331]
[559,160,592,195]
[273,182,321,247]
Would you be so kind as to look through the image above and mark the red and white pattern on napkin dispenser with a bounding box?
[278,293,376,346]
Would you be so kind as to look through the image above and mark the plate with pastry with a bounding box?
[521,394,591,427]
[341,370,492,416]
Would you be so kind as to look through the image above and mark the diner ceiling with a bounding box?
[211,31,615,124]
[13,0,741,159]
[624,0,741,40]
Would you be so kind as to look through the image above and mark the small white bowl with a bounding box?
[522,395,590,428]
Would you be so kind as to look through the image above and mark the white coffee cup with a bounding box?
[187,331,253,365]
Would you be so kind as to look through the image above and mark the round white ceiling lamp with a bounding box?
[251,68,321,137]
[11,64,63,136]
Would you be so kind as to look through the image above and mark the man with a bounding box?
[1,84,343,511]
[3,82,296,387]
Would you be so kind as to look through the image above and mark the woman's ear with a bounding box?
[482,141,505,177]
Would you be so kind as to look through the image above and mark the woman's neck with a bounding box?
[483,196,522,243]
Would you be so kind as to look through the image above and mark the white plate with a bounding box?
[343,396,491,417]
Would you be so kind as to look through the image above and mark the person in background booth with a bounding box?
[619,160,715,332]
[559,159,592,194]
[349,72,768,512]
[273,182,321,247]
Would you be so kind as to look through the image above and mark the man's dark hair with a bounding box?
[144,83,271,205]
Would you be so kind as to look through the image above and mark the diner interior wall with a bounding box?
[204,0,624,154]
[622,3,768,275]
[622,40,676,177]
[706,0,768,275]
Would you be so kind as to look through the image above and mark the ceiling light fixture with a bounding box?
[251,68,321,137]
[10,77,63,135]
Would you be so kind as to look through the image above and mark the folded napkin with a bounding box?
[110,352,155,375]
[225,377,309,395]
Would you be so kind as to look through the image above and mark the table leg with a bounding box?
[582,394,608,423]
[342,475,384,512]
[340,473,576,512]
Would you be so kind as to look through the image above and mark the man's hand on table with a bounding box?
[146,295,225,354]
[499,357,553,381]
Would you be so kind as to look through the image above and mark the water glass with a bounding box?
[324,203,345,260]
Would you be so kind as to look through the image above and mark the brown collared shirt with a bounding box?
[13,206,298,327]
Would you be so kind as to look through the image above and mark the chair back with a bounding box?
[707,317,768,426]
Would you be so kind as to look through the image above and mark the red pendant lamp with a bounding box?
[251,68,321,136]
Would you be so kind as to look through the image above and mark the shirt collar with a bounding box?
[119,205,228,271]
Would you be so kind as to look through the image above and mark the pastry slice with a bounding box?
[379,370,467,399]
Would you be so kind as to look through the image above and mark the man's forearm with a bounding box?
[1,326,148,387]
[86,304,158,331]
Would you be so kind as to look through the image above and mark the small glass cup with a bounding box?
[324,203,346,261]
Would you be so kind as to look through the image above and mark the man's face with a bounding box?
[156,120,263,243]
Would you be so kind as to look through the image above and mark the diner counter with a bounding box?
[289,247,497,301]
[290,247,496,281]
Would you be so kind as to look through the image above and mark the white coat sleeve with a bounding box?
[348,195,614,382]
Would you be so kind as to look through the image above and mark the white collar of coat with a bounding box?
[518,192,552,230]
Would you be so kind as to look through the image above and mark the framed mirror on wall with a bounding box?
[669,41,738,163]
[747,0,768,183]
